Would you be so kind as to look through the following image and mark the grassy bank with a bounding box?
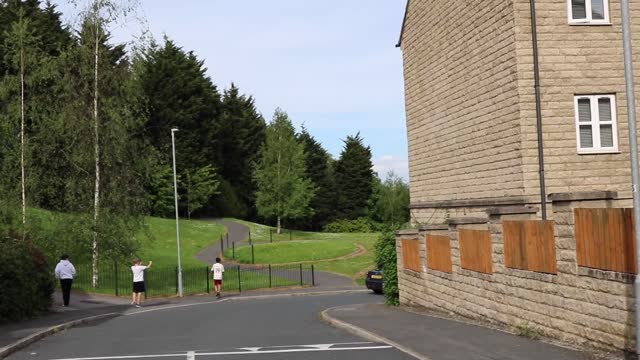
[136,217,225,268]
[225,239,357,264]
[226,218,379,284]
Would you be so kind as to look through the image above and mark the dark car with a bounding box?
[365,269,383,294]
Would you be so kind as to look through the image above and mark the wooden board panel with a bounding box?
[458,229,493,274]
[401,239,421,272]
[427,234,452,273]
[574,208,636,274]
[503,220,557,274]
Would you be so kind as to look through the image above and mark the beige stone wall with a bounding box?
[511,0,640,201]
[397,202,636,353]
[401,1,526,207]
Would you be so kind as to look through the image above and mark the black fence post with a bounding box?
[175,266,179,294]
[311,264,315,286]
[289,230,292,241]
[237,265,242,293]
[251,245,255,264]
[232,242,235,259]
[220,235,224,254]
[114,262,119,296]
[206,266,210,293]
[248,231,251,243]
[299,263,303,286]
[269,229,272,243]
[226,233,229,248]
[268,264,272,288]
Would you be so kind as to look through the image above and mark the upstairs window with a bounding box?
[574,94,618,154]
[568,0,609,24]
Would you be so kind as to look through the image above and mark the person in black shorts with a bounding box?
[131,259,152,307]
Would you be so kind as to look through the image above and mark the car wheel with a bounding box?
[373,289,383,294]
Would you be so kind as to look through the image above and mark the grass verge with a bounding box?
[224,239,357,264]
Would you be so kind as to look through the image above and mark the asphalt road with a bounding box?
[7,293,413,360]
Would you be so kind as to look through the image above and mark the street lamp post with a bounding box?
[171,128,183,297]
[620,0,640,355]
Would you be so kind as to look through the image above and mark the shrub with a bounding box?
[0,235,54,323]
[323,217,382,233]
[374,230,399,306]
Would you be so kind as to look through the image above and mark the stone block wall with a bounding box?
[396,192,636,353]
[401,0,526,205]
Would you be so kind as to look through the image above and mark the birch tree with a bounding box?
[68,0,142,287]
[254,109,314,233]
[1,8,40,234]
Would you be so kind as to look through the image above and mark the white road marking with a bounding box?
[49,343,393,360]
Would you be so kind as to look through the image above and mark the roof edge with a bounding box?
[395,0,410,48]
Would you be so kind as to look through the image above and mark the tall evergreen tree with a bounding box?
[211,83,265,218]
[255,109,314,233]
[334,133,374,220]
[296,127,335,230]
[140,38,222,216]
[0,0,71,75]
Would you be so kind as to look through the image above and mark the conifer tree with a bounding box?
[297,127,335,230]
[213,83,265,218]
[334,133,374,220]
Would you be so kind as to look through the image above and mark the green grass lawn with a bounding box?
[225,218,379,284]
[229,218,349,242]
[224,239,357,264]
[136,217,225,268]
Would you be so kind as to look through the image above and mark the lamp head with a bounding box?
[171,128,179,132]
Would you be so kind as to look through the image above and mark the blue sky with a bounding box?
[55,1,409,179]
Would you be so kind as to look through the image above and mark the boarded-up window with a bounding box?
[574,208,636,274]
[459,229,493,274]
[402,239,421,272]
[503,220,557,274]
[427,235,452,273]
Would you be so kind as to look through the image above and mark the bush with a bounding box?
[374,230,399,306]
[0,235,55,323]
[323,217,382,233]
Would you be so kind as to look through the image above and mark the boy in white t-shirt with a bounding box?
[211,257,224,299]
[131,259,152,307]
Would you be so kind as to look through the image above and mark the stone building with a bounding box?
[396,0,640,353]
[398,0,640,225]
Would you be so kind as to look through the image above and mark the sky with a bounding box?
[54,1,409,180]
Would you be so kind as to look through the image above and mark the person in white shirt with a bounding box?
[131,259,152,307]
[211,257,224,299]
[54,255,76,306]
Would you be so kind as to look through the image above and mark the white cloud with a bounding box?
[373,156,409,181]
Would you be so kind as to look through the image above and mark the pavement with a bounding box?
[323,303,603,360]
[5,292,409,360]
[2,288,609,360]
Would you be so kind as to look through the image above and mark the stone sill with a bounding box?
[426,268,453,280]
[403,269,422,278]
[503,267,557,283]
[459,268,493,281]
[578,266,635,284]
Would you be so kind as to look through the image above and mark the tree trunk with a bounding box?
[20,47,26,230]
[92,17,100,289]
[277,216,281,234]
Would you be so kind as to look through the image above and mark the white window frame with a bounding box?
[567,0,610,25]
[574,94,619,154]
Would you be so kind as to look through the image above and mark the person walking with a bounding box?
[131,259,152,307]
[211,257,224,299]
[54,255,76,307]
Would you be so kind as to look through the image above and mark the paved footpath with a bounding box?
[324,303,604,360]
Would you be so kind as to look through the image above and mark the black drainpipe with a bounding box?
[529,0,547,219]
